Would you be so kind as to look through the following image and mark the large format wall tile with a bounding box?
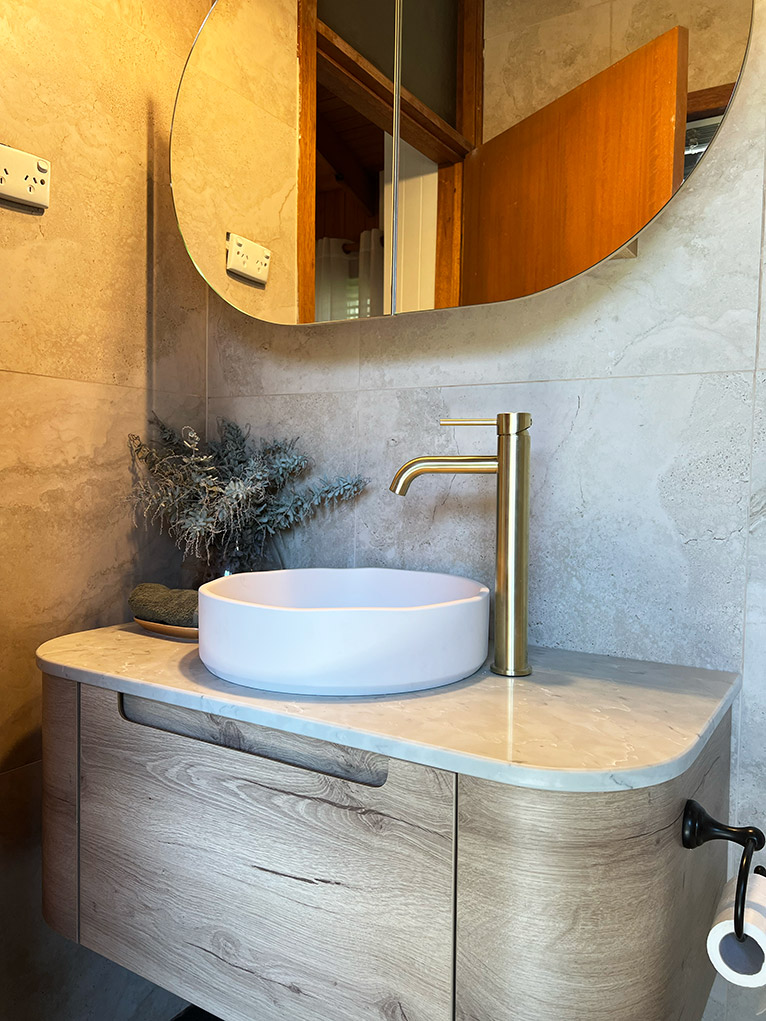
[484,0,751,139]
[484,4,611,138]
[483,0,605,38]
[723,366,764,1021]
[610,0,752,90]
[172,65,299,325]
[723,984,766,1020]
[184,0,296,126]
[0,370,202,772]
[0,0,207,393]
[355,373,752,670]
[208,292,361,398]
[87,0,210,62]
[0,761,187,1021]
[150,107,209,399]
[208,391,363,570]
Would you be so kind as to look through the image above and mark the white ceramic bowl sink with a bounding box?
[198,568,489,695]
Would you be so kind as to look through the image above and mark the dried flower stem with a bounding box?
[130,415,366,575]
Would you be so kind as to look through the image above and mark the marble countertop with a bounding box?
[36,624,740,793]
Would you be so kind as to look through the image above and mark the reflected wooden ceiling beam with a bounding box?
[316,20,471,167]
[316,113,377,215]
[687,82,735,121]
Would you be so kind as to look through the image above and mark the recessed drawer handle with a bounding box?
[119,693,389,787]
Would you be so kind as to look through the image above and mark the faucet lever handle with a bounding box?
[441,414,532,434]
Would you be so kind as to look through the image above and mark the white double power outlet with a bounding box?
[0,143,51,209]
[226,232,271,284]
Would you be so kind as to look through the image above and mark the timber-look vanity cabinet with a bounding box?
[38,626,739,1021]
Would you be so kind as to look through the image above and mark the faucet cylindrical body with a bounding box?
[390,411,533,679]
[493,413,532,676]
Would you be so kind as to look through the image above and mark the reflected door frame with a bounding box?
[434,0,485,310]
[296,0,484,322]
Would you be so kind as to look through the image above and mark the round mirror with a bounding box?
[170,0,752,325]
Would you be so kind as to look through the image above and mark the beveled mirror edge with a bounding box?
[169,0,222,301]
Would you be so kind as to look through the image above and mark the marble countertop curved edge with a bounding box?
[36,624,741,794]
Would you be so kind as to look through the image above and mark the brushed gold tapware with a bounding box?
[390,413,532,677]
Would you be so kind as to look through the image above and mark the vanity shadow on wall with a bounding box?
[170,0,750,325]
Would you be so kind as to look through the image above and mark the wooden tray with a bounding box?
[134,618,199,640]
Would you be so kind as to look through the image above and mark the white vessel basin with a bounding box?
[198,567,490,695]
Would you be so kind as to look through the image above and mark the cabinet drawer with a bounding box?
[78,686,455,1021]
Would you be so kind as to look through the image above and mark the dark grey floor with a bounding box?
[170,1008,222,1021]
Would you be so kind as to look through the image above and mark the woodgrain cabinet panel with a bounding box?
[78,686,455,1021]
[455,713,731,1021]
[120,692,389,786]
[41,673,79,941]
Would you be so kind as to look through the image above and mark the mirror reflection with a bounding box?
[171,0,304,324]
[170,0,752,325]
[397,0,751,311]
[312,1,396,323]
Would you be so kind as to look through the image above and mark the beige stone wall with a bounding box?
[171,0,299,323]
[483,0,752,140]
[0,0,209,1015]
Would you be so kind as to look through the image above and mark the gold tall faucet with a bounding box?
[389,413,532,677]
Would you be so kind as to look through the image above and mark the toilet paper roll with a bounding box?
[707,871,766,987]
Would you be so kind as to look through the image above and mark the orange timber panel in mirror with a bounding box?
[460,27,688,306]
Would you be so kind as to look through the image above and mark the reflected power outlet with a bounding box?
[0,142,51,209]
[226,233,271,284]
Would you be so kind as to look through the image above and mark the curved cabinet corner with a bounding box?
[455,714,731,1021]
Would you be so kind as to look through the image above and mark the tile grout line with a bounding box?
[0,757,42,780]
[209,365,758,405]
[0,365,206,400]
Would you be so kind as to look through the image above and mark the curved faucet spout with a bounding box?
[390,456,498,496]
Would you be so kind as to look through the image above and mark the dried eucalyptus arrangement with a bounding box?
[129,415,367,578]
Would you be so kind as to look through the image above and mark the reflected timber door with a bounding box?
[460,26,688,305]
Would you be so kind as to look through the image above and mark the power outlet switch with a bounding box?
[0,143,51,209]
[226,233,271,284]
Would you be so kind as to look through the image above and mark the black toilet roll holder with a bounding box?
[683,800,766,943]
